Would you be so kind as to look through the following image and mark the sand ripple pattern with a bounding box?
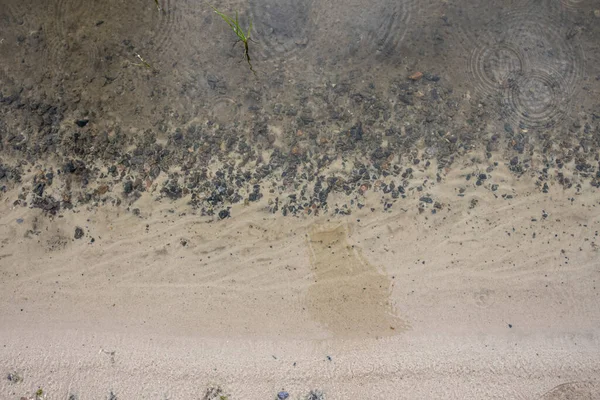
[1,2,50,40]
[45,0,186,67]
[457,4,585,128]
[558,0,588,11]
[364,0,412,59]
[248,0,313,61]
[1,0,34,26]
[310,0,445,68]
[44,0,87,66]
[143,0,183,57]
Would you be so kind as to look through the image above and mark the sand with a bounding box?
[1,162,599,399]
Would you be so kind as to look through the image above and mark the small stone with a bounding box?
[409,71,423,81]
[75,119,89,128]
[278,391,290,400]
[491,184,499,191]
[33,182,45,197]
[123,181,133,195]
[7,372,22,383]
[218,209,230,219]
[74,227,84,239]
[419,196,433,204]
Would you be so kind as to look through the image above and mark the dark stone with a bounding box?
[32,196,60,214]
[218,209,230,219]
[33,182,45,197]
[162,181,182,199]
[419,196,433,204]
[123,180,133,194]
[510,156,519,166]
[63,159,86,175]
[75,119,89,128]
[371,147,389,160]
[149,165,161,179]
[349,122,363,142]
[399,94,412,105]
[278,391,290,400]
[64,160,77,174]
[74,227,84,239]
[6,372,22,383]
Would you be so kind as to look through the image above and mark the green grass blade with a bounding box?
[210,5,235,30]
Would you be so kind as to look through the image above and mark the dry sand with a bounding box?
[1,162,599,399]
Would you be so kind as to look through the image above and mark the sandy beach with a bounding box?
[2,162,599,399]
[2,0,600,397]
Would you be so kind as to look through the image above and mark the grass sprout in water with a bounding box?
[210,5,256,75]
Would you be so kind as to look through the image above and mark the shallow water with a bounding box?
[1,0,597,167]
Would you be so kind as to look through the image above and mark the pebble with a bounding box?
[75,119,89,127]
[278,391,290,400]
[218,209,230,219]
[409,71,423,81]
[74,227,84,239]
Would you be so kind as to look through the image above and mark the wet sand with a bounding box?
[1,164,600,398]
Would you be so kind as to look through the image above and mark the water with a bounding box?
[1,2,597,194]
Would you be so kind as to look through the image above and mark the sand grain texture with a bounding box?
[1,166,599,399]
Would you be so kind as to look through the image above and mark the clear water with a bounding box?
[0,0,599,212]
